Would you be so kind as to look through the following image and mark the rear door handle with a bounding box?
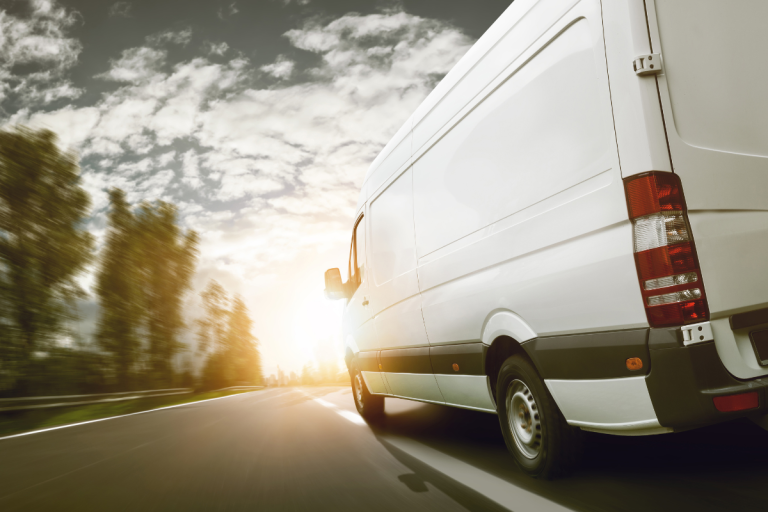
[362,298,369,306]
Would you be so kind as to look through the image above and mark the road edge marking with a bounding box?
[297,389,366,425]
[0,389,282,442]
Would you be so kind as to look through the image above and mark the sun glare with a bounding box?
[292,292,345,366]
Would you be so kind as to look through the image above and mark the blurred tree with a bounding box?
[196,280,229,355]
[226,296,262,386]
[96,191,198,390]
[135,200,198,387]
[198,280,262,390]
[0,128,94,393]
[95,189,144,389]
[176,357,196,389]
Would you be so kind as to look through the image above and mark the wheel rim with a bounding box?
[354,373,364,407]
[506,379,542,459]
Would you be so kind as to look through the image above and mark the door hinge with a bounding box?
[633,53,662,76]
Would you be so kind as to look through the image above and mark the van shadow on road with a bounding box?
[368,399,768,512]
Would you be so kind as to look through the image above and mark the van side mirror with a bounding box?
[324,268,348,300]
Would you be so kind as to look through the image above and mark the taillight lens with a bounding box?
[624,172,709,328]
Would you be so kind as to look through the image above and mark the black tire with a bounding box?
[352,369,384,421]
[496,355,583,479]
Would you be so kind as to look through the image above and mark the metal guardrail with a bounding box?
[0,388,193,413]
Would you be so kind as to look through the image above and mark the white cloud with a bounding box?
[157,150,176,166]
[205,42,229,56]
[84,138,121,157]
[90,97,157,148]
[133,169,175,202]
[0,0,83,107]
[16,105,100,151]
[97,47,166,83]
[124,133,153,153]
[181,150,203,189]
[147,28,192,47]
[115,157,153,176]
[218,170,284,201]
[260,55,295,79]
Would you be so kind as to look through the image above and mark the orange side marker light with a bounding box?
[452,363,460,372]
[626,357,643,371]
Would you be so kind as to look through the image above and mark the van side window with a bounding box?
[347,215,365,294]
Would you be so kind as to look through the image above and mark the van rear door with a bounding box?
[647,0,768,376]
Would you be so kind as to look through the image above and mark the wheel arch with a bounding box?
[482,310,539,402]
[486,336,529,403]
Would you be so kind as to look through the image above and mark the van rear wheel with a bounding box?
[352,370,384,421]
[496,355,583,479]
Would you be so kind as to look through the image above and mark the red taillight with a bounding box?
[713,392,759,413]
[625,171,685,218]
[635,243,698,282]
[624,172,710,328]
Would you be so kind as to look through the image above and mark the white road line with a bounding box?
[298,389,365,426]
[336,410,367,425]
[0,389,288,442]
[314,398,337,408]
[298,388,571,511]
[381,435,573,512]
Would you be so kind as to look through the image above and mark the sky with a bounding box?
[0,0,511,377]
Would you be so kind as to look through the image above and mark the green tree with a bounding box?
[196,279,229,355]
[198,280,262,390]
[0,128,93,392]
[226,296,262,385]
[135,200,198,387]
[95,189,144,389]
[95,191,198,390]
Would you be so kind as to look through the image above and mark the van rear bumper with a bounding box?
[646,328,767,431]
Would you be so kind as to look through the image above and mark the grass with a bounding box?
[0,388,260,438]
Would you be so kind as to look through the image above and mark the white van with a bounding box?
[324,0,768,478]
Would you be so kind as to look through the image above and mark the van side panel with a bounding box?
[414,9,644,345]
[368,168,430,352]
[413,19,613,259]
[419,210,643,342]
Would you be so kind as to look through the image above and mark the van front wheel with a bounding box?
[352,370,384,421]
[496,355,582,479]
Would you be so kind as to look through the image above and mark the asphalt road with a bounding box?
[1,386,767,512]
